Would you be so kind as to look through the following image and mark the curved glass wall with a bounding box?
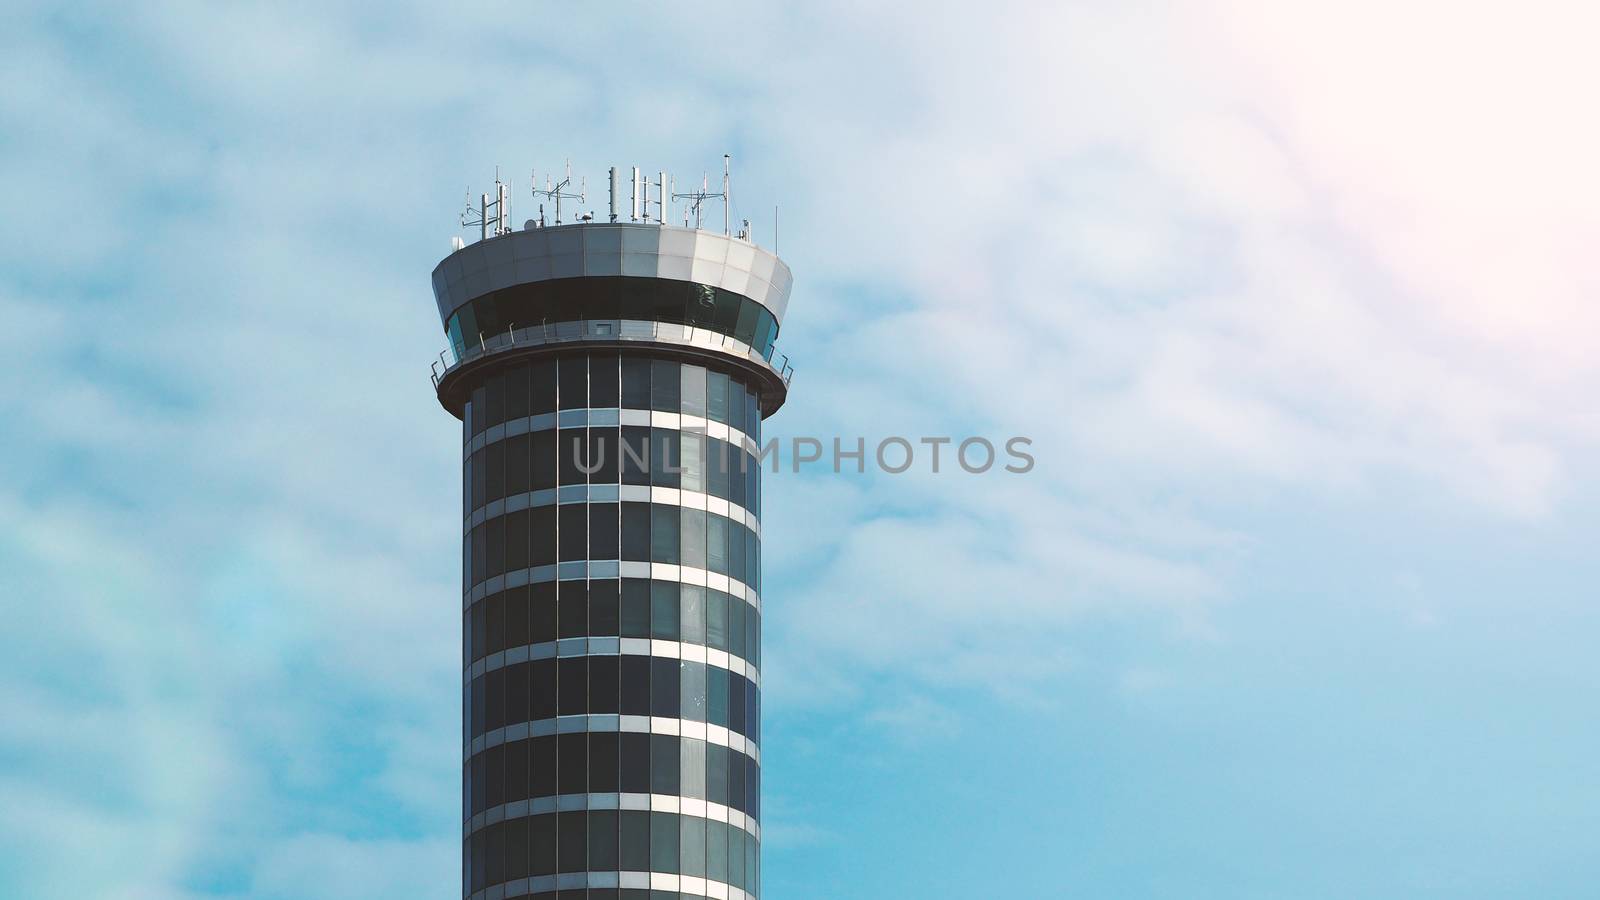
[446,276,780,362]
[460,352,765,900]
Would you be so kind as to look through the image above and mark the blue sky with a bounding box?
[3,1,1599,897]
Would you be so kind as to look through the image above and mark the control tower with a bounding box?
[428,159,793,900]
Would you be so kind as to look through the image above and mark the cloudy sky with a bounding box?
[4,1,1599,897]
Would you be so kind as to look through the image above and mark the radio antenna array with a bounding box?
[461,167,513,240]
[673,154,733,234]
[532,160,586,226]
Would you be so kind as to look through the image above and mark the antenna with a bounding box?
[608,167,621,223]
[532,159,586,226]
[673,163,728,231]
[460,167,513,240]
[723,154,731,236]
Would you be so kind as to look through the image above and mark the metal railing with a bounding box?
[431,318,795,390]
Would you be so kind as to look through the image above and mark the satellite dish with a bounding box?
[450,236,466,252]
[524,219,538,231]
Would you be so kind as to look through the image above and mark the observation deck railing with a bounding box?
[431,318,795,391]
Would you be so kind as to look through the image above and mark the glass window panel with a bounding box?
[559,732,588,796]
[531,734,557,798]
[650,581,679,641]
[679,432,705,494]
[650,658,680,719]
[649,734,680,795]
[589,655,619,715]
[734,298,760,346]
[506,434,530,496]
[558,580,587,639]
[706,744,729,807]
[589,353,619,407]
[589,502,619,560]
[680,508,707,571]
[680,365,706,419]
[530,360,557,415]
[620,655,650,716]
[706,819,728,885]
[558,428,587,486]
[713,288,741,334]
[588,809,619,871]
[649,812,680,875]
[620,426,651,485]
[531,429,557,491]
[559,658,587,715]
[530,812,557,876]
[706,590,727,651]
[679,585,705,646]
[729,596,745,659]
[558,504,586,561]
[649,428,681,489]
[589,579,619,636]
[619,810,650,871]
[506,509,530,573]
[706,371,730,424]
[620,732,651,795]
[620,579,651,638]
[706,514,728,576]
[650,360,680,412]
[680,737,706,800]
[707,666,729,728]
[620,502,651,562]
[485,440,505,504]
[620,356,651,409]
[687,283,716,328]
[680,813,705,878]
[589,733,619,793]
[531,657,557,720]
[530,582,557,644]
[650,504,680,564]
[681,660,707,723]
[558,356,587,410]
[505,365,530,420]
[485,371,506,427]
[557,810,587,873]
[589,426,620,484]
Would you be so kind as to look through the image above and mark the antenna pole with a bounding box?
[608,167,620,222]
[658,171,667,224]
[632,167,642,222]
[480,193,489,241]
[723,154,731,236]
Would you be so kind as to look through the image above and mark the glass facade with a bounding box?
[446,277,780,362]
[459,351,765,900]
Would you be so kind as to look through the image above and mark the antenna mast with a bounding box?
[672,157,730,232]
[460,167,513,240]
[532,160,586,226]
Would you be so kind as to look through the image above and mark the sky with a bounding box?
[3,1,1599,897]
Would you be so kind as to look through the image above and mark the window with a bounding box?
[589,427,620,483]
[588,733,619,793]
[649,581,679,641]
[681,661,706,723]
[681,364,707,419]
[530,812,557,876]
[557,811,587,873]
[620,578,650,637]
[620,356,651,409]
[558,657,587,715]
[620,426,651,485]
[531,429,557,491]
[650,813,680,874]
[679,432,705,494]
[589,502,619,560]
[506,509,530,573]
[505,434,530,496]
[706,743,729,808]
[650,360,680,412]
[680,508,707,570]
[650,428,680,489]
[589,579,619,636]
[681,813,705,878]
[531,657,556,720]
[588,809,618,871]
[620,733,651,795]
[558,356,587,410]
[707,666,729,728]
[650,504,680,564]
[620,655,650,716]
[558,504,586,561]
[619,809,650,870]
[707,371,730,424]
[620,502,650,562]
[530,582,557,644]
[507,661,530,727]
[530,360,557,415]
[680,585,705,646]
[651,658,680,719]
[680,738,706,801]
[589,655,618,714]
[558,580,587,639]
[558,429,586,486]
[589,353,619,407]
[531,734,557,798]
[558,732,587,794]
[531,506,556,566]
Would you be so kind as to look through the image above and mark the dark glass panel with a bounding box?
[590,353,620,407]
[558,356,587,410]
[558,503,587,561]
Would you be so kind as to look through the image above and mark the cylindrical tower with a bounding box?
[429,215,794,900]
